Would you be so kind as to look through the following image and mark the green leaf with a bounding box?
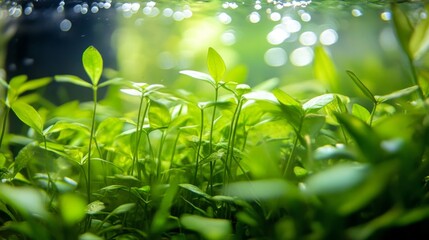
[314,46,339,92]
[375,85,419,103]
[225,64,247,84]
[391,3,414,55]
[179,183,211,199]
[9,75,28,91]
[207,47,226,83]
[82,46,103,86]
[98,77,124,88]
[224,179,300,201]
[59,193,87,226]
[352,104,371,123]
[55,75,92,88]
[314,145,355,161]
[409,15,429,60]
[272,89,304,130]
[109,203,135,216]
[301,114,325,138]
[148,100,171,128]
[180,70,216,87]
[181,214,232,240]
[11,101,43,135]
[0,184,50,219]
[303,93,334,113]
[335,113,382,162]
[305,163,369,195]
[17,77,51,95]
[87,200,105,214]
[346,70,376,103]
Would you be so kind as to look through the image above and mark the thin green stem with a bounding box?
[369,102,377,126]
[193,108,204,184]
[224,97,244,185]
[283,118,303,178]
[0,106,9,148]
[87,87,98,203]
[208,87,219,195]
[132,96,149,176]
[156,130,167,182]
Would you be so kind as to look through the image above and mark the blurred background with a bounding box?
[0,0,426,103]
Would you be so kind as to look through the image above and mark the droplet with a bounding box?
[60,19,72,32]
[270,12,282,22]
[264,48,287,67]
[299,31,317,46]
[249,12,260,23]
[320,29,338,46]
[91,6,99,14]
[163,8,174,17]
[282,18,301,33]
[300,12,311,22]
[221,30,236,46]
[380,11,391,21]
[218,12,232,24]
[290,47,313,67]
[351,8,363,17]
[267,26,290,45]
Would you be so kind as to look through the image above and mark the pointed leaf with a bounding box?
[375,85,419,103]
[181,214,232,240]
[314,46,339,92]
[55,75,92,88]
[352,104,371,123]
[409,15,429,60]
[98,77,124,88]
[207,47,226,83]
[180,70,216,87]
[11,101,43,135]
[179,183,211,199]
[346,70,376,103]
[391,3,414,55]
[9,75,28,91]
[82,46,103,86]
[303,93,334,113]
[18,77,52,95]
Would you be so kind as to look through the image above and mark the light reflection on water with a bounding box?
[1,1,427,94]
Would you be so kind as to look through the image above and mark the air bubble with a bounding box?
[60,19,72,32]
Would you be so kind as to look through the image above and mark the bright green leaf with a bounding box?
[207,47,226,83]
[87,200,105,214]
[303,93,334,113]
[17,77,51,95]
[11,101,43,135]
[314,46,339,92]
[55,75,92,88]
[409,15,429,60]
[148,100,171,128]
[180,70,216,87]
[98,77,123,88]
[59,193,87,226]
[82,46,103,86]
[181,214,232,240]
[352,104,371,123]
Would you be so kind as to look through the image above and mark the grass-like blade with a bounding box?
[346,70,376,103]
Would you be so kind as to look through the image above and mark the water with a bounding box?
[0,1,427,102]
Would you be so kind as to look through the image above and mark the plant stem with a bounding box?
[0,106,9,148]
[369,102,377,126]
[224,97,244,185]
[87,87,98,203]
[283,118,303,178]
[132,96,149,176]
[156,130,167,182]
[407,55,429,112]
[208,87,219,194]
[193,108,204,184]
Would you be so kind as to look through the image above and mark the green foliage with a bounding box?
[1,43,429,240]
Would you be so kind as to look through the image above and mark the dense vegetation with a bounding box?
[1,2,429,240]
